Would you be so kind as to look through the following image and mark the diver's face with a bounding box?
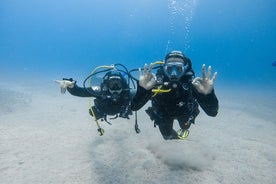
[108,78,123,96]
[163,58,187,81]
[108,78,122,90]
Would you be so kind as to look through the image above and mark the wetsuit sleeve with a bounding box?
[131,83,152,111]
[67,84,100,97]
[194,89,219,117]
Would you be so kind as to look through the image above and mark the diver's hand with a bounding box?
[138,63,157,90]
[54,79,75,94]
[192,64,217,95]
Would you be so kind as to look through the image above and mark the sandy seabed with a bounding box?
[0,82,275,184]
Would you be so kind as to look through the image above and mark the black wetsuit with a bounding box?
[67,84,132,120]
[131,71,218,140]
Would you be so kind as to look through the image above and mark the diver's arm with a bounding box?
[67,84,97,97]
[195,89,218,116]
[55,78,100,97]
[131,84,152,111]
[192,64,218,116]
[131,64,156,111]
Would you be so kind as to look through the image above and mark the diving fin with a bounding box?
[177,129,189,140]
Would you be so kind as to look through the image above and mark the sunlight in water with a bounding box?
[166,0,197,53]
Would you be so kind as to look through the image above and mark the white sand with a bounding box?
[0,82,275,184]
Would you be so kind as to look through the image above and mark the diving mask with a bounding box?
[108,76,123,94]
[163,62,188,81]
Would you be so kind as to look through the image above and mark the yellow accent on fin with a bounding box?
[177,129,189,140]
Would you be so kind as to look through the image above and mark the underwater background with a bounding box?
[1,1,276,183]
[1,0,276,91]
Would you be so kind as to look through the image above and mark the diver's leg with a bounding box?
[158,117,178,140]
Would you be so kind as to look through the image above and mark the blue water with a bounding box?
[1,0,276,90]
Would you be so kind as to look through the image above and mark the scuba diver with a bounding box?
[131,51,219,140]
[55,64,135,135]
